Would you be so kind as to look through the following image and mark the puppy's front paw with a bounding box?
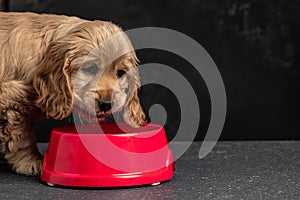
[13,157,43,176]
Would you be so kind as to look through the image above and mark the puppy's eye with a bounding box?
[117,70,126,78]
[83,65,97,74]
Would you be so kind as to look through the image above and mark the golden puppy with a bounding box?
[0,12,146,175]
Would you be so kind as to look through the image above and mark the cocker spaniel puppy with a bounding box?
[0,12,146,175]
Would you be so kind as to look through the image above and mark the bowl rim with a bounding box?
[51,123,164,137]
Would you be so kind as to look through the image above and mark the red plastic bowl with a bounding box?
[40,123,174,188]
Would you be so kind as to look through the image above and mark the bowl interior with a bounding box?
[53,123,162,135]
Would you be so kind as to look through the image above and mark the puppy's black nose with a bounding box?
[98,101,112,112]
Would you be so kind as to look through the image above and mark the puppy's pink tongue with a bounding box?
[97,117,105,122]
[96,110,112,122]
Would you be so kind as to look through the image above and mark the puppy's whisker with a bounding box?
[78,114,84,125]
[116,112,120,122]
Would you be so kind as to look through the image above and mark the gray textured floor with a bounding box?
[0,141,300,200]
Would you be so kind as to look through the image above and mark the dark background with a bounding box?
[2,0,300,141]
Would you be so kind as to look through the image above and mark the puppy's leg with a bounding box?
[0,152,6,165]
[0,81,42,176]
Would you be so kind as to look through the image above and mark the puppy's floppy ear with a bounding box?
[123,67,146,127]
[33,42,74,120]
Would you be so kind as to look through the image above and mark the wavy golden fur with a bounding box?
[0,12,146,175]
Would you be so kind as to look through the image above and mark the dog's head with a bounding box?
[33,21,146,127]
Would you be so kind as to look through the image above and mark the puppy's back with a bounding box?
[0,12,84,82]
